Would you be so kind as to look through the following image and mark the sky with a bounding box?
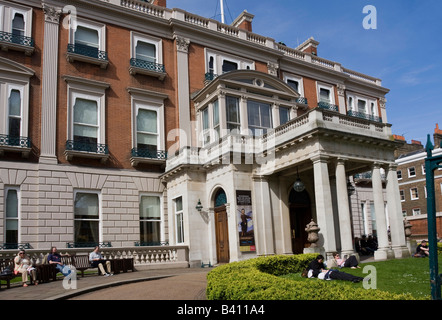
[168,0,442,145]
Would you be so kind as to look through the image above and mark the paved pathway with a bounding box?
[0,267,213,300]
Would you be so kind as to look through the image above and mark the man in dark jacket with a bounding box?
[307,255,326,277]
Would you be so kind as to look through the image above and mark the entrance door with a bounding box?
[215,207,230,263]
[289,189,312,254]
[290,206,312,254]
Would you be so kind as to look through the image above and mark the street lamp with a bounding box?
[293,167,305,192]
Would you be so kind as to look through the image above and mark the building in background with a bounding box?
[395,125,442,241]
[0,0,409,266]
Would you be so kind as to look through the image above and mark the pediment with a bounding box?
[0,56,35,78]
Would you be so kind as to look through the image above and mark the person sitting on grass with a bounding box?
[414,240,429,257]
[331,252,361,269]
[302,255,364,283]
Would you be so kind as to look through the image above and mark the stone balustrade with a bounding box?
[0,245,189,270]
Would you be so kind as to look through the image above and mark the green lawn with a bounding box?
[282,256,442,300]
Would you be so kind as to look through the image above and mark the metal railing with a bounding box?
[65,140,109,154]
[130,58,165,73]
[318,101,339,112]
[66,241,112,248]
[0,31,34,47]
[131,148,167,160]
[67,43,108,61]
[0,135,31,148]
[347,110,382,123]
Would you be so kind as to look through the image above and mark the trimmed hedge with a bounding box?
[206,254,415,300]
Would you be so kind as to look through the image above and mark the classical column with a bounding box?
[312,155,336,255]
[252,176,275,256]
[386,163,410,258]
[335,159,354,256]
[40,5,61,164]
[371,163,393,260]
[175,35,191,148]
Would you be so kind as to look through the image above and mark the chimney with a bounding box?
[232,10,254,32]
[434,123,442,148]
[152,0,166,7]
[296,37,319,56]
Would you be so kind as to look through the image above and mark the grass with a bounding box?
[282,256,442,299]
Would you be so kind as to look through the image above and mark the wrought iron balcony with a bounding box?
[0,134,31,148]
[0,31,34,46]
[134,241,169,247]
[0,31,35,55]
[130,148,167,166]
[205,72,219,82]
[347,110,382,123]
[0,242,31,250]
[296,96,308,105]
[65,140,109,163]
[0,135,32,158]
[66,140,108,154]
[318,101,339,112]
[66,241,112,248]
[66,43,108,68]
[129,58,166,80]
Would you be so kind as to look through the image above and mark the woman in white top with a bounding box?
[14,250,38,287]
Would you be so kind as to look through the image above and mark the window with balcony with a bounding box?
[346,92,381,122]
[317,83,338,112]
[129,32,165,80]
[0,65,32,157]
[205,49,254,81]
[67,19,107,68]
[129,87,167,166]
[74,191,100,245]
[0,4,34,55]
[64,76,109,162]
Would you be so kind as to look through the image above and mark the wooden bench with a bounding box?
[54,255,134,277]
[0,258,45,289]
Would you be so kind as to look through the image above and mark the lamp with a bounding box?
[347,178,355,196]
[293,167,305,192]
[196,199,203,212]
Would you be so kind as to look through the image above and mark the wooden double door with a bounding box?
[215,206,230,263]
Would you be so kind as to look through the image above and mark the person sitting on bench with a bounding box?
[89,246,113,276]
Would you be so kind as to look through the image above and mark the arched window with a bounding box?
[215,189,227,207]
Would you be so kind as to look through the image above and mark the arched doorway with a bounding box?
[214,188,229,263]
[289,188,312,254]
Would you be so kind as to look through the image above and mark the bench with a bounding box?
[53,255,134,277]
[0,258,44,289]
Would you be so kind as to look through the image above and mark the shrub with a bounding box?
[206,254,416,300]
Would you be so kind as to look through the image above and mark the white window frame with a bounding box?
[139,193,164,244]
[0,66,31,142]
[73,189,102,243]
[283,74,304,96]
[346,92,378,116]
[397,170,402,180]
[410,187,419,200]
[69,17,105,51]
[412,208,421,216]
[130,31,163,65]
[0,3,32,37]
[174,196,185,244]
[399,190,405,202]
[205,48,255,75]
[408,166,416,178]
[4,186,20,244]
[65,76,108,146]
[129,88,166,152]
[316,82,335,105]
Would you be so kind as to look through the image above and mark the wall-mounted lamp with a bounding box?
[196,199,203,212]
[293,167,305,192]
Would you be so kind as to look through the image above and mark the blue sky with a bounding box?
[168,0,442,145]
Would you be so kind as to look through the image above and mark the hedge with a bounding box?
[206,254,415,300]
